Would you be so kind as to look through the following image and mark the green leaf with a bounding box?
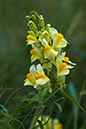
[55,102,62,112]
[4,87,21,107]
[0,111,25,129]
[60,89,85,112]
[68,82,78,119]
[80,118,86,129]
[0,88,13,91]
[0,104,9,115]
[44,85,65,104]
[80,90,86,96]
[0,90,6,98]
[10,101,36,114]
[41,88,48,98]
[0,120,15,129]
[55,97,64,103]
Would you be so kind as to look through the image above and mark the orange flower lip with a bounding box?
[26,73,35,84]
[57,62,67,74]
[64,57,69,62]
[55,33,64,43]
[44,45,54,52]
[35,73,47,79]
[30,49,39,56]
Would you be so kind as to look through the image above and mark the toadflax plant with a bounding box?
[0,11,85,129]
[23,11,85,128]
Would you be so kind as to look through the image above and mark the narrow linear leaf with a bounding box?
[4,87,21,107]
[0,88,13,91]
[0,120,15,129]
[55,102,62,112]
[0,111,25,129]
[44,85,65,104]
[55,97,64,103]
[80,90,86,96]
[60,90,85,112]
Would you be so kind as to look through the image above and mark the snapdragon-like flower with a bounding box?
[56,56,74,76]
[34,64,51,91]
[50,27,68,49]
[55,56,74,87]
[24,64,36,86]
[44,45,58,62]
[40,31,49,46]
[27,35,37,45]
[30,44,44,63]
[24,64,51,92]
[57,62,73,76]
[61,52,76,65]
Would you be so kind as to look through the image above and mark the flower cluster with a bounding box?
[24,11,76,92]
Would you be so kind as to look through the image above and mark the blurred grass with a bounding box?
[0,0,86,128]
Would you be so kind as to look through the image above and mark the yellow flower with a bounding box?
[55,123,63,129]
[34,64,51,92]
[30,44,44,63]
[24,64,51,92]
[55,55,74,88]
[44,45,58,62]
[61,52,76,65]
[27,35,37,45]
[56,56,74,76]
[50,27,67,49]
[57,62,73,76]
[40,31,49,46]
[24,64,36,86]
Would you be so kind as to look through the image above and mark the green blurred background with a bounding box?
[0,0,86,128]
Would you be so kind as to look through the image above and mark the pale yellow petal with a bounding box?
[24,79,33,86]
[35,77,50,85]
[68,61,76,65]
[36,64,45,74]
[50,27,58,41]
[57,68,70,76]
[66,65,74,69]
[56,56,62,69]
[31,55,39,63]
[55,38,67,48]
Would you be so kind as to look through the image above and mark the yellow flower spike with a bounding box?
[55,123,63,129]
[35,73,48,80]
[64,57,69,62]
[55,33,64,44]
[26,73,35,85]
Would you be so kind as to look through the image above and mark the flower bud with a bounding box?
[28,20,38,33]
[39,15,45,29]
